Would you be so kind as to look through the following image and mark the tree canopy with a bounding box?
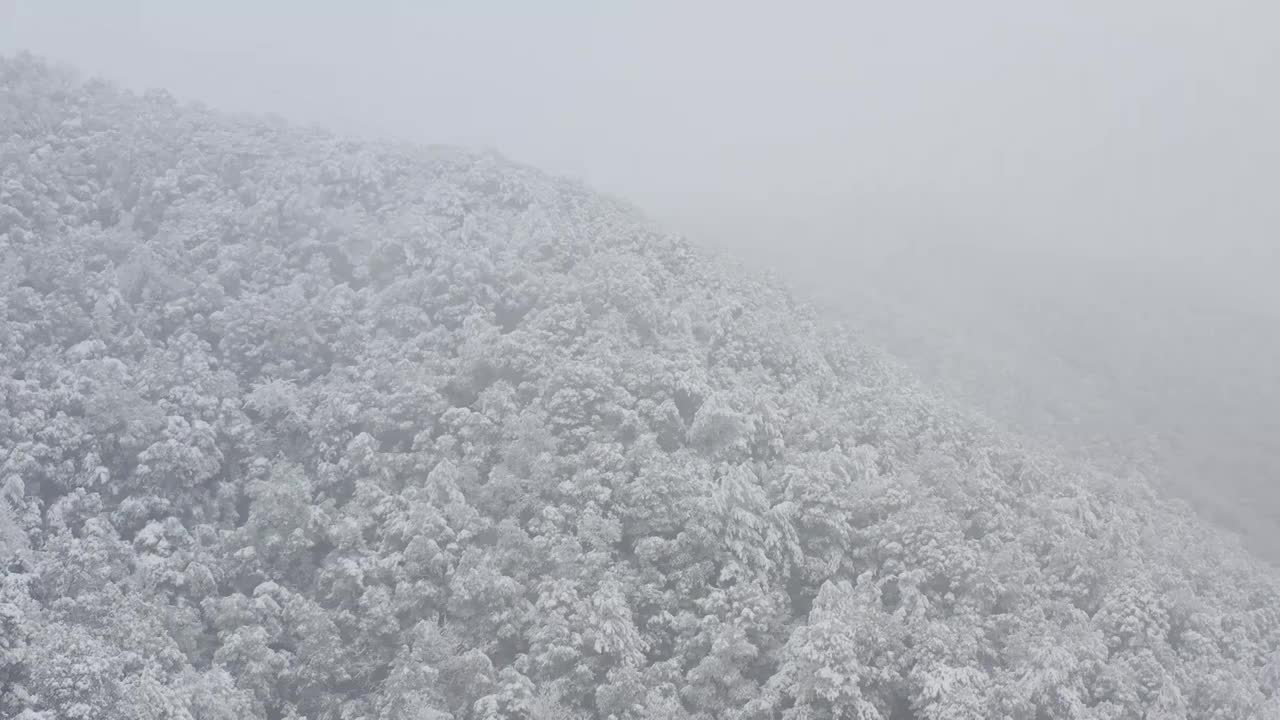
[2,53,1279,719]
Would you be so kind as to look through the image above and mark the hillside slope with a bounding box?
[3,54,1280,720]
[705,232,1280,561]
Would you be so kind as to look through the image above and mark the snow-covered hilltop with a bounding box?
[2,53,1278,719]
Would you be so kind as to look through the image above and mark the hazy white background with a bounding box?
[4,0,1280,552]
[3,1,1277,277]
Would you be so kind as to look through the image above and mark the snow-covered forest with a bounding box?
[4,53,1280,720]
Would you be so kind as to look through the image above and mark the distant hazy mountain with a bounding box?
[689,227,1280,562]
[4,53,1280,719]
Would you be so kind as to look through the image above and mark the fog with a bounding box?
[4,1,1280,551]
[5,2,1278,267]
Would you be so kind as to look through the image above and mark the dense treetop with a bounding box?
[2,53,1279,719]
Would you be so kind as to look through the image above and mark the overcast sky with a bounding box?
[3,1,1277,283]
